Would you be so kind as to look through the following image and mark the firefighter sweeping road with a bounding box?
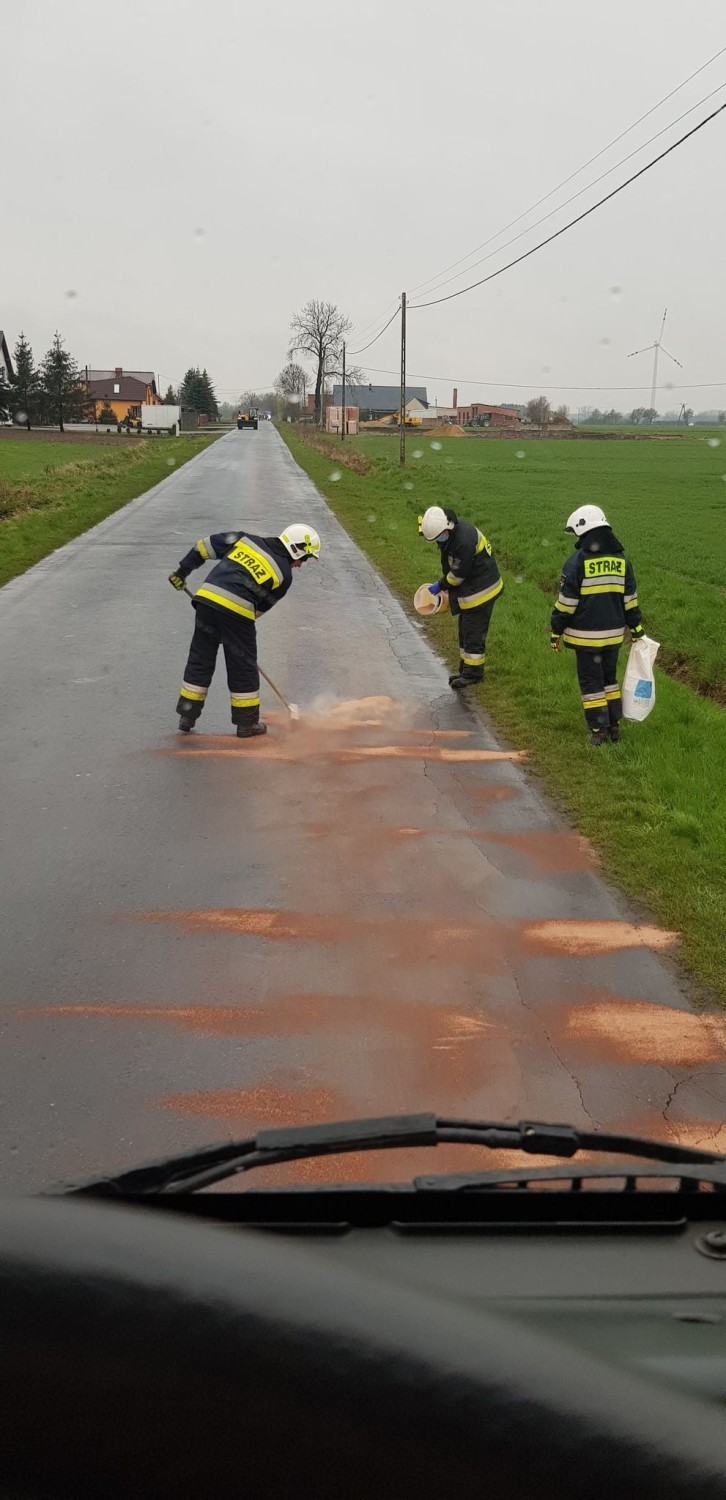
[1,424,725,1191]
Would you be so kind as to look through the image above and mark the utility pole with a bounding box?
[399,291,406,466]
[341,340,346,441]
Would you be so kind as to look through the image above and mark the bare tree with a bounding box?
[325,357,366,391]
[525,395,551,425]
[275,362,308,407]
[288,299,353,424]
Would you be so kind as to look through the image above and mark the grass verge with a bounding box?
[281,425,726,1004]
[0,436,217,588]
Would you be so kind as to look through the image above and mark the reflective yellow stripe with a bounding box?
[195,587,256,619]
[180,687,207,702]
[475,532,492,555]
[458,577,503,609]
[446,572,463,586]
[604,688,621,701]
[461,652,485,666]
[554,600,577,614]
[230,693,260,708]
[565,631,624,647]
[579,583,625,595]
[581,694,608,707]
[624,597,639,610]
[195,538,210,561]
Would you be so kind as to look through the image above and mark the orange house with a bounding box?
[85,367,160,423]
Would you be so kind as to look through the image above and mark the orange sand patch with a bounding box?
[523,920,678,956]
[565,998,726,1067]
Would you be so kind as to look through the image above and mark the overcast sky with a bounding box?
[4,0,726,411]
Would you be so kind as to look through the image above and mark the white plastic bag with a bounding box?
[622,635,660,722]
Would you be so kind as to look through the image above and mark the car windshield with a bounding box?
[1,3,725,1200]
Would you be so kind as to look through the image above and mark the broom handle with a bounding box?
[181,585,294,715]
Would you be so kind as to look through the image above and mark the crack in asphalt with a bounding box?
[420,756,442,817]
[661,1069,726,1140]
[510,970,596,1126]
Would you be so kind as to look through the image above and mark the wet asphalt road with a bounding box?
[1,425,725,1191]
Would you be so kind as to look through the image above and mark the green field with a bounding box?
[343,432,726,700]
[281,426,726,1003]
[0,435,217,587]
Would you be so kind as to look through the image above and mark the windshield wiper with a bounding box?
[64,1114,726,1197]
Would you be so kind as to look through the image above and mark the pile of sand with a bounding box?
[423,424,467,438]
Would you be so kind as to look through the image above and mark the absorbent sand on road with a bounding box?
[1,424,725,1190]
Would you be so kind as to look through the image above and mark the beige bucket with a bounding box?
[414,583,450,616]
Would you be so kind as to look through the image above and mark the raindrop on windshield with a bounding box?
[430,440,442,451]
[515,450,525,459]
[600,337,611,346]
[706,437,721,448]
[366,512,377,523]
[329,469,342,481]
[14,410,28,425]
[403,480,414,490]
[541,538,550,547]
[65,289,78,299]
[610,286,622,299]
[412,449,423,458]
[193,227,206,239]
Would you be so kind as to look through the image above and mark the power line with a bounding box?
[409,99,726,310]
[362,365,726,392]
[408,79,726,303]
[408,42,726,299]
[348,304,401,356]
[349,296,401,344]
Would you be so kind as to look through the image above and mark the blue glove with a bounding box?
[428,581,442,596]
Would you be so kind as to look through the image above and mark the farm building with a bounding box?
[332,384,428,421]
[456,401,520,428]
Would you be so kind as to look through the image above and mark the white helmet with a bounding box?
[420,506,454,541]
[279,524,321,560]
[565,505,609,537]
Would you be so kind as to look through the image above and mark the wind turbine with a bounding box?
[627,308,683,412]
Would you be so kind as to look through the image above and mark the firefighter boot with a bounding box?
[236,722,268,739]
[449,666,484,692]
[233,700,266,739]
[176,697,203,733]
